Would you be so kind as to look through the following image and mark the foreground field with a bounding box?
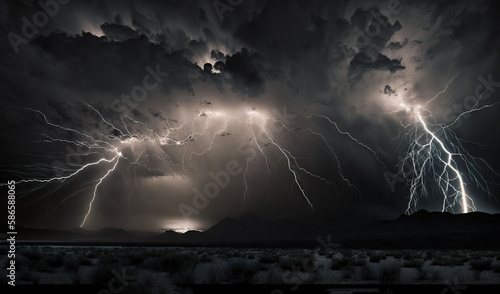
[2,246,499,293]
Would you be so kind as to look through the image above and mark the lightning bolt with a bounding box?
[393,69,499,214]
[80,153,121,227]
[5,97,403,228]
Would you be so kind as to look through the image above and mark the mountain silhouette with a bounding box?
[3,210,499,248]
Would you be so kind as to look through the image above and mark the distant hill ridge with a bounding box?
[2,210,499,248]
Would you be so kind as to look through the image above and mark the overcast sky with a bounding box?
[1,0,499,231]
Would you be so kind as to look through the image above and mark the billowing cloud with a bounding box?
[1,0,499,231]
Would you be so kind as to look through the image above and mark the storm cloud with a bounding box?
[1,0,499,231]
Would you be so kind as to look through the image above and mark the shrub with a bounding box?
[19,247,42,261]
[378,262,402,284]
[341,264,356,279]
[259,252,279,264]
[18,269,40,284]
[45,252,65,268]
[246,253,255,259]
[331,256,353,270]
[162,253,198,285]
[403,259,424,268]
[229,258,258,284]
[79,255,93,266]
[388,250,405,259]
[331,258,342,270]
[353,258,367,266]
[418,265,442,281]
[98,254,118,266]
[70,270,82,285]
[88,265,115,286]
[162,252,199,274]
[86,249,100,259]
[492,263,500,273]
[34,259,55,273]
[207,263,228,284]
[343,251,354,258]
[140,257,162,271]
[278,257,295,271]
[362,264,378,280]
[301,271,320,284]
[122,276,155,294]
[318,249,334,258]
[200,253,213,263]
[64,256,80,271]
[425,251,434,261]
[431,256,465,267]
[278,253,316,272]
[470,259,493,271]
[14,255,31,270]
[370,253,386,263]
[124,252,143,266]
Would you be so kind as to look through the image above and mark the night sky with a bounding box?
[1,0,500,232]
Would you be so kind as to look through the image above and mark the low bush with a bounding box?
[88,265,115,286]
[369,253,386,263]
[259,252,279,264]
[470,259,493,271]
[229,258,258,284]
[378,262,402,284]
[418,265,442,281]
[18,269,40,284]
[492,263,500,273]
[353,258,367,266]
[279,253,316,272]
[64,256,80,271]
[362,264,378,280]
[403,259,424,268]
[341,264,356,279]
[45,252,65,268]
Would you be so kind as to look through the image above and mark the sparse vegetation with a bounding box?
[88,265,115,286]
[403,259,424,268]
[64,256,81,271]
[18,268,40,284]
[470,258,493,271]
[19,247,42,261]
[206,263,228,284]
[98,253,119,266]
[418,265,442,281]
[9,246,500,286]
[278,252,316,272]
[164,253,199,285]
[378,261,402,284]
[265,267,283,284]
[45,251,65,268]
[123,251,144,266]
[70,270,82,285]
[34,259,55,273]
[386,250,405,259]
[424,250,435,261]
[369,252,386,263]
[228,258,258,284]
[259,252,279,264]
[492,262,500,273]
[432,255,467,267]
[79,255,93,266]
[331,256,353,270]
[353,258,367,266]
[362,264,378,280]
[341,264,356,279]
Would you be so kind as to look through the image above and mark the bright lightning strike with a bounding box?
[393,70,499,214]
[6,101,382,228]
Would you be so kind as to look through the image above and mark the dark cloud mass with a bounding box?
[1,0,499,232]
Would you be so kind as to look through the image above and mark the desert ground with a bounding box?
[2,245,499,293]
